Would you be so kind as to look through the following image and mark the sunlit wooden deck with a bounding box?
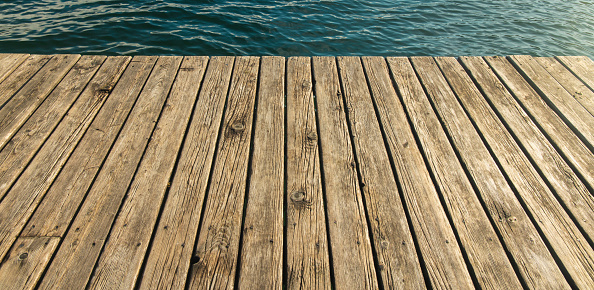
[0,53,593,289]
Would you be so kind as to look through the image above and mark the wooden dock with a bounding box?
[0,53,593,289]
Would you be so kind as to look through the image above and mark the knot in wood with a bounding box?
[306,132,317,141]
[231,122,245,132]
[381,241,389,249]
[291,191,305,202]
[18,253,28,260]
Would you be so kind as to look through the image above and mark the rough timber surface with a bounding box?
[0,54,593,289]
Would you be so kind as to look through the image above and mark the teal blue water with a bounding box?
[1,0,593,57]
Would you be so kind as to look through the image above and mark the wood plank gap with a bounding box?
[0,236,60,290]
[555,56,594,94]
[0,54,29,89]
[0,55,51,111]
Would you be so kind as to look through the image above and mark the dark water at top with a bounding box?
[1,0,593,57]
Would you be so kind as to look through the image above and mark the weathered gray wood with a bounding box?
[537,57,594,117]
[0,54,80,150]
[138,56,234,290]
[0,54,50,109]
[388,56,568,289]
[284,56,331,289]
[0,55,106,200]
[0,56,131,263]
[187,56,260,289]
[87,56,208,290]
[238,56,285,289]
[556,56,594,93]
[481,56,594,195]
[37,56,182,290]
[0,237,60,290]
[410,56,593,288]
[22,56,156,238]
[312,56,378,289]
[0,54,29,86]
[338,56,426,289]
[365,56,519,289]
[457,57,594,243]
[509,55,594,149]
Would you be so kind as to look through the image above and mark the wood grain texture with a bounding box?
[0,54,50,110]
[87,56,208,290]
[0,237,60,290]
[285,56,331,289]
[37,56,182,290]
[138,56,235,290]
[0,55,106,200]
[339,56,425,289]
[312,56,378,289]
[0,56,130,263]
[238,56,285,289]
[368,56,519,289]
[556,56,594,93]
[187,56,260,289]
[508,55,594,149]
[22,56,154,238]
[410,56,594,288]
[389,56,568,289]
[537,57,594,117]
[0,54,80,150]
[480,56,594,195]
[456,57,594,243]
[0,54,29,86]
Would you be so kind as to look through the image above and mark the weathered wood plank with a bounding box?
[481,56,594,195]
[411,56,593,288]
[37,56,182,290]
[0,54,80,150]
[537,57,594,117]
[187,56,260,289]
[311,56,378,289]
[0,56,131,263]
[338,56,426,289]
[0,237,60,290]
[22,56,156,238]
[87,56,208,289]
[556,56,594,93]
[0,55,106,200]
[284,56,331,289]
[456,57,594,243]
[367,56,519,289]
[238,56,285,289]
[138,56,234,290]
[0,54,50,109]
[388,56,568,289]
[509,55,594,149]
[0,54,29,86]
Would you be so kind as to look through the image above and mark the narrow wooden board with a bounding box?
[87,56,208,289]
[338,57,426,289]
[481,56,594,195]
[367,56,519,289]
[22,56,156,238]
[0,54,50,109]
[311,56,378,289]
[410,56,594,288]
[0,237,60,290]
[556,56,594,92]
[37,56,182,290]
[0,54,80,150]
[537,57,594,117]
[0,54,29,86]
[238,56,285,289]
[456,57,594,243]
[0,56,131,262]
[187,56,260,289]
[138,56,234,290]
[284,57,331,289]
[508,55,594,149]
[388,56,567,289]
[0,55,106,200]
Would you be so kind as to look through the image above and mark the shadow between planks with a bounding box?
[0,53,593,289]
